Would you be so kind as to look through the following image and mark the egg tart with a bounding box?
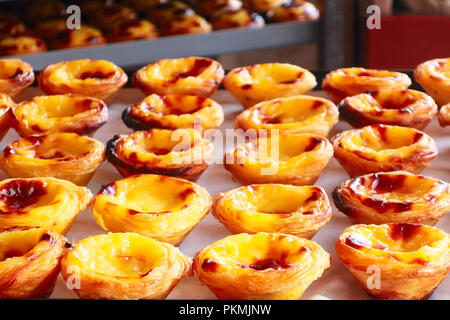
[224,63,317,109]
[12,94,108,137]
[322,68,412,104]
[61,232,192,300]
[331,124,438,177]
[243,0,287,12]
[272,1,320,22]
[132,57,224,97]
[122,94,224,132]
[235,95,339,137]
[0,177,92,234]
[92,174,212,246]
[0,226,70,299]
[0,20,29,38]
[213,184,332,238]
[414,58,450,106]
[107,128,214,181]
[0,132,106,186]
[107,19,158,42]
[194,232,331,300]
[49,25,106,50]
[336,223,450,300]
[439,103,450,127]
[145,1,193,27]
[89,4,138,31]
[160,13,212,36]
[0,94,14,141]
[338,89,438,129]
[38,59,128,102]
[224,133,333,185]
[0,35,47,56]
[332,171,450,226]
[212,8,265,30]
[0,59,34,99]
[194,0,243,17]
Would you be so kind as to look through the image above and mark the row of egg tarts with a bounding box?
[0,56,448,298]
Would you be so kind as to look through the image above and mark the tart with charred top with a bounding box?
[61,232,192,299]
[439,103,450,127]
[224,63,317,109]
[272,0,320,22]
[0,226,70,299]
[122,94,224,132]
[242,0,288,12]
[12,94,108,137]
[0,35,47,56]
[0,59,34,99]
[160,13,212,36]
[89,4,138,31]
[107,19,158,42]
[224,133,333,185]
[338,89,438,129]
[0,94,14,141]
[92,174,212,246]
[0,177,92,234]
[414,58,450,106]
[211,8,265,30]
[38,59,128,102]
[194,0,243,17]
[235,95,339,137]
[332,171,450,225]
[213,184,332,238]
[193,232,331,300]
[106,129,214,181]
[336,223,450,300]
[0,132,106,186]
[133,57,224,97]
[322,67,412,104]
[145,1,193,27]
[331,124,438,177]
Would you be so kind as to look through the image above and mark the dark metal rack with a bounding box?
[5,0,344,70]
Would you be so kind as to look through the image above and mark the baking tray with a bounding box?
[2,88,447,300]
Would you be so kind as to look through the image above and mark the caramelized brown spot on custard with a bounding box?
[304,137,322,152]
[375,124,388,143]
[79,70,116,81]
[178,188,195,201]
[169,59,213,83]
[345,234,372,250]
[311,100,324,109]
[390,223,422,241]
[370,173,407,193]
[0,180,46,210]
[240,258,291,271]
[201,258,219,272]
[241,83,252,90]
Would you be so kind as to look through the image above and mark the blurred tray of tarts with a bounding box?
[0,55,449,300]
[0,0,321,58]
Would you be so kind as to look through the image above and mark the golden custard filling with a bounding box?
[92,174,212,245]
[213,184,332,238]
[61,232,192,300]
[235,95,338,137]
[123,94,224,131]
[48,60,125,84]
[0,227,49,261]
[13,95,108,136]
[0,177,92,234]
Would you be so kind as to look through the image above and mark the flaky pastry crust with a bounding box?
[106,129,214,181]
[322,67,411,104]
[92,174,212,246]
[61,232,192,299]
[224,133,333,185]
[132,57,224,97]
[0,226,70,299]
[0,35,47,56]
[211,8,265,30]
[235,95,339,137]
[38,59,128,102]
[12,94,108,137]
[224,63,317,109]
[0,93,14,141]
[333,171,450,225]
[414,58,450,106]
[272,1,320,22]
[195,0,243,17]
[194,232,331,299]
[0,132,106,186]
[332,124,438,177]
[336,223,450,300]
[0,59,34,99]
[339,88,438,129]
[213,184,332,238]
[439,103,450,127]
